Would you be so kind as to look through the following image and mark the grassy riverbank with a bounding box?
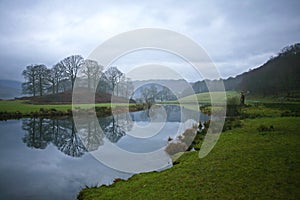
[0,100,136,113]
[78,102,300,200]
[0,100,142,120]
[0,100,72,113]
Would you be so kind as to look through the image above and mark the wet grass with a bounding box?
[178,91,239,105]
[0,100,71,113]
[78,103,300,200]
[0,100,134,114]
[0,100,141,120]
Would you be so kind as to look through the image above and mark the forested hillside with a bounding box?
[239,43,300,95]
[192,43,300,96]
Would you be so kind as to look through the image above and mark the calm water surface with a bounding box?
[0,105,208,199]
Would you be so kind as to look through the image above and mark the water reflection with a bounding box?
[22,118,87,157]
[0,120,132,200]
[101,116,126,143]
[21,115,130,157]
[21,105,209,158]
[1,105,209,199]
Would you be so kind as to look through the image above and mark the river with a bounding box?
[0,105,208,199]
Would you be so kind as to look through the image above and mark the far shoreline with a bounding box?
[0,100,145,120]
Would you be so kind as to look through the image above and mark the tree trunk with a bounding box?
[87,74,91,90]
[39,77,43,96]
[71,79,74,90]
[52,83,55,94]
[32,76,36,97]
[56,83,59,94]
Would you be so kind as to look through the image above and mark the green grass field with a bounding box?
[177,91,239,104]
[177,91,299,105]
[0,100,132,114]
[78,102,300,200]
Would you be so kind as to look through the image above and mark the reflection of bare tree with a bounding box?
[130,109,150,122]
[85,119,104,151]
[99,116,126,143]
[114,112,133,132]
[22,118,52,149]
[56,119,86,157]
[22,115,128,156]
[130,105,183,122]
[76,116,104,152]
[22,118,87,157]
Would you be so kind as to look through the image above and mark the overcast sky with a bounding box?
[0,0,299,81]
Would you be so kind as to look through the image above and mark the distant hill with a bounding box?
[0,80,22,89]
[132,79,192,98]
[238,43,300,95]
[0,80,22,99]
[192,43,300,96]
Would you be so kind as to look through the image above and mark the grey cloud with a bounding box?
[0,0,299,81]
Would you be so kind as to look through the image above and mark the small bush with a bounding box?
[240,112,261,119]
[227,96,240,105]
[257,124,275,132]
[281,110,300,117]
[226,97,241,117]
[222,117,243,132]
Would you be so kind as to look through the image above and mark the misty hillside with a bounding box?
[238,43,300,95]
[192,43,300,96]
[0,80,22,89]
[132,79,191,98]
[0,80,22,99]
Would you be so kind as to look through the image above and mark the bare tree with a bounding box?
[81,59,103,91]
[47,63,66,94]
[59,55,84,90]
[97,73,110,93]
[157,86,176,101]
[46,69,55,94]
[104,66,124,96]
[22,64,48,96]
[119,77,134,98]
[35,64,48,96]
[22,65,37,96]
[141,85,158,108]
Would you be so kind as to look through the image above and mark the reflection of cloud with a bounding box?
[91,138,173,173]
[0,121,131,199]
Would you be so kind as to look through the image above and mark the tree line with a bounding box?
[22,55,134,98]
